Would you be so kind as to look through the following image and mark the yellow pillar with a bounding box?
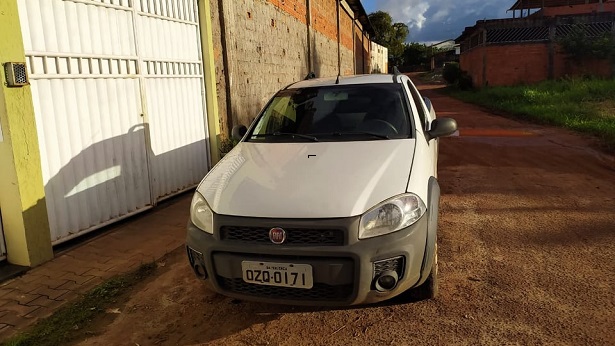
[0,0,53,266]
[198,0,222,165]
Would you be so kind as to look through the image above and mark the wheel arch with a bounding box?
[415,176,440,287]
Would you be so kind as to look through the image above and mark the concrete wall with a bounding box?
[0,0,53,266]
[354,22,368,73]
[370,42,388,73]
[211,0,371,129]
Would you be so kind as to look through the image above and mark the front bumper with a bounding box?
[186,214,428,306]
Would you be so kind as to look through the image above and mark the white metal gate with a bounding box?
[18,0,210,244]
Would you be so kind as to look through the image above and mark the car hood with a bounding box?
[197,140,415,218]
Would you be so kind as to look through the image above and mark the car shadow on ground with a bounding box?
[219,288,427,315]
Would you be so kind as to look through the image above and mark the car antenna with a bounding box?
[335,73,341,84]
[304,72,316,80]
[392,66,401,84]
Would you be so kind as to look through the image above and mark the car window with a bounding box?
[248,84,412,141]
[407,81,427,131]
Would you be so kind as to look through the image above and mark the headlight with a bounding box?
[190,192,214,234]
[359,194,426,239]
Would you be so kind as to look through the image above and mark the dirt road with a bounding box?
[78,83,615,346]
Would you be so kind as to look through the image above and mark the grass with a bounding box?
[2,263,156,346]
[447,78,615,150]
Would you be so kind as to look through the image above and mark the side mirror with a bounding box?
[427,117,457,141]
[231,125,247,141]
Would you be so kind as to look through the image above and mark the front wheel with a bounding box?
[413,243,439,300]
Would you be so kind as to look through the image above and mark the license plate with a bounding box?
[241,261,313,289]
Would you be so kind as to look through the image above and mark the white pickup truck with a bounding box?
[186,72,457,305]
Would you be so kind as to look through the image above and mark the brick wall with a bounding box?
[461,43,613,87]
[208,0,230,135]
[462,43,550,87]
[540,2,615,16]
[459,12,615,87]
[553,52,613,78]
[209,0,365,128]
[354,23,366,73]
[340,6,354,75]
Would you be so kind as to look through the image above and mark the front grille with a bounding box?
[220,226,345,246]
[217,277,353,301]
[374,256,405,278]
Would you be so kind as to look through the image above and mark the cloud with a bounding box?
[373,0,511,42]
[378,0,430,29]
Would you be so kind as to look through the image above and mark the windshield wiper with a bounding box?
[252,132,319,142]
[313,131,391,140]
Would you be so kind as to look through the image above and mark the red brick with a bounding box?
[0,326,17,341]
[24,306,54,320]
[0,289,16,299]
[542,3,615,16]
[460,40,612,87]
[55,280,82,292]
[59,272,98,285]
[0,291,41,305]
[37,277,71,290]
[82,268,113,279]
[26,296,66,311]
[28,286,70,300]
[2,279,44,294]
[0,303,40,317]
[55,290,81,303]
[0,323,11,333]
[0,312,35,328]
[78,277,105,292]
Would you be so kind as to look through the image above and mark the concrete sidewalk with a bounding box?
[0,193,192,340]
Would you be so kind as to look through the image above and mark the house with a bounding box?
[456,0,615,87]
[509,0,615,18]
[0,0,376,268]
[429,40,459,70]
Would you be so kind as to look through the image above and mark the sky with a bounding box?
[361,0,513,44]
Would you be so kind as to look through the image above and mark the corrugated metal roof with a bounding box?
[345,0,375,36]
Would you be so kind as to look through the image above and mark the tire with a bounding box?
[413,243,439,300]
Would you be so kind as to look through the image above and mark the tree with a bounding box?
[368,11,409,63]
[403,43,430,67]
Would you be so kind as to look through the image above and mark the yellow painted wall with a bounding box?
[0,0,53,266]
[198,0,222,165]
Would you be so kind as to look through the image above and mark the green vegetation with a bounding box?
[2,263,156,346]
[442,62,461,84]
[449,78,615,150]
[368,11,409,63]
[558,25,615,62]
[442,62,473,90]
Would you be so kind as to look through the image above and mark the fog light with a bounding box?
[187,247,208,280]
[375,270,399,292]
[194,264,208,279]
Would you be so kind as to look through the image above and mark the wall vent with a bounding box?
[4,62,29,87]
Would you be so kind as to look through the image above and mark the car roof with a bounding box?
[287,74,402,89]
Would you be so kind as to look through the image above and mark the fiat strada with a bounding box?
[186,72,457,305]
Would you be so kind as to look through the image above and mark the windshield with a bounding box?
[247,84,412,142]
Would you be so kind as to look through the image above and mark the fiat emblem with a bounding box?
[269,227,286,244]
